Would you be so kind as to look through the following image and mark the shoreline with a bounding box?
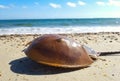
[0,31,120,36]
[0,32,120,81]
[0,27,120,35]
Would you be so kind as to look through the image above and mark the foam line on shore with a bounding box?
[0,26,120,35]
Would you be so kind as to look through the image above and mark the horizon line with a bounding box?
[0,17,120,20]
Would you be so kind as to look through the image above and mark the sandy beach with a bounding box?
[0,32,120,81]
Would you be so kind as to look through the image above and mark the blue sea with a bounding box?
[0,18,120,35]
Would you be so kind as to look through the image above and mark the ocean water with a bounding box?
[0,18,120,35]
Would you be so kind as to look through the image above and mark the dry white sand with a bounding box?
[0,32,120,81]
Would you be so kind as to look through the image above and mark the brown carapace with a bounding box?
[24,34,99,68]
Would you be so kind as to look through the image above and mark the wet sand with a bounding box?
[0,32,120,81]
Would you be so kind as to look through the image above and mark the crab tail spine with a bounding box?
[100,51,120,56]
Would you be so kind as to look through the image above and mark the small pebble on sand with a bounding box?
[112,74,114,76]
[109,41,112,43]
[105,63,108,65]
[103,74,107,77]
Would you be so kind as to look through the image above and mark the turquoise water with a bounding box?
[0,18,120,34]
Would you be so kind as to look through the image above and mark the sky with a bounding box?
[0,0,120,19]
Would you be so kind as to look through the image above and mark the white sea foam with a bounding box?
[0,26,120,35]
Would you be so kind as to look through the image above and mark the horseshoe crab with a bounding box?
[23,34,119,68]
